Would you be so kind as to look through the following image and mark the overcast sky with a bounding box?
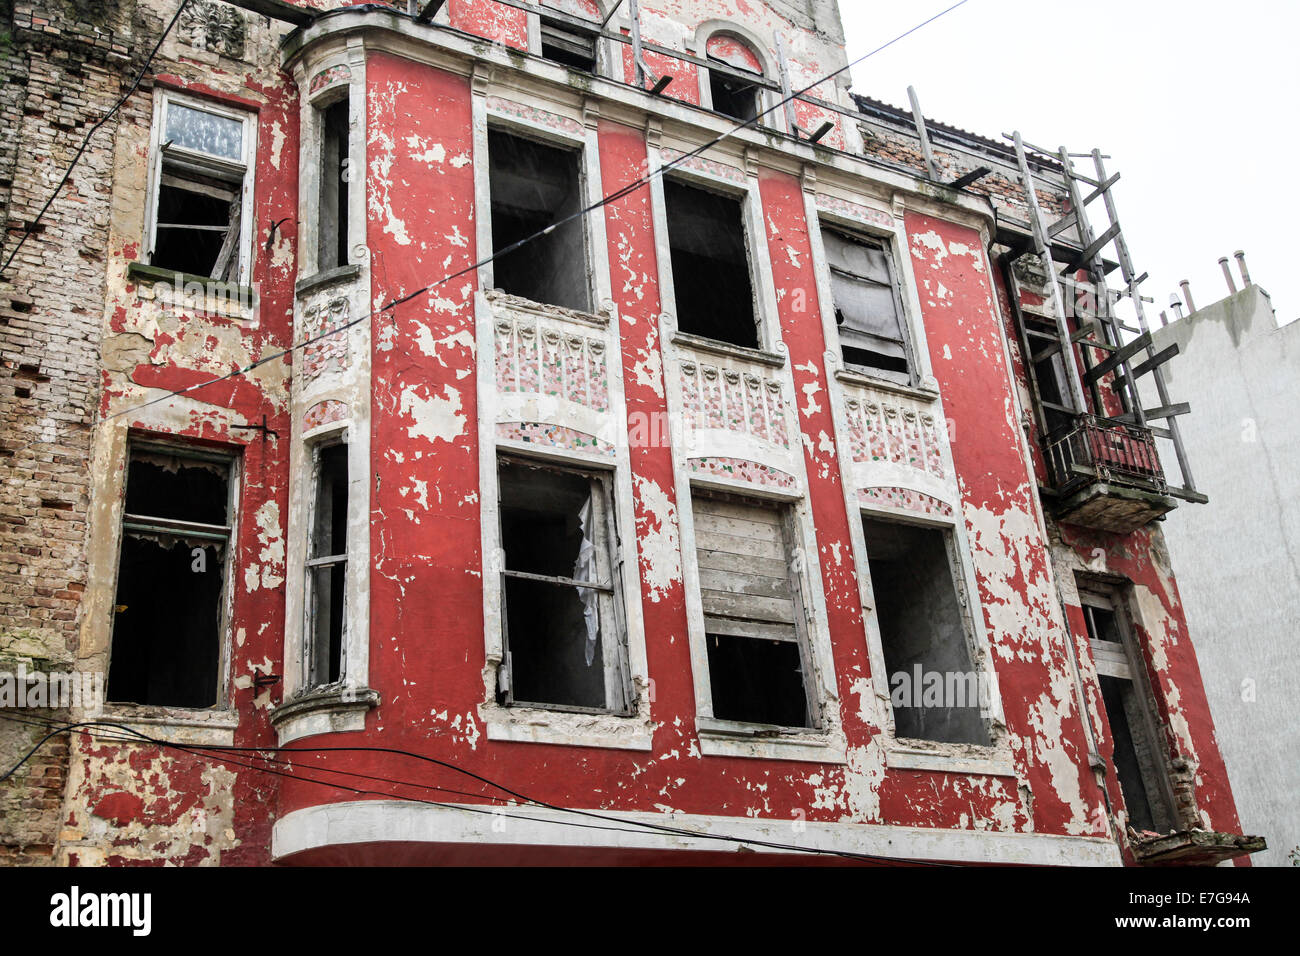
[839,0,1298,326]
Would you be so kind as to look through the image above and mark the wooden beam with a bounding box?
[1082,330,1152,383]
[1114,344,1181,391]
[1063,220,1123,274]
[949,166,992,190]
[416,0,447,23]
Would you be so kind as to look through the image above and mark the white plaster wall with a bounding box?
[1141,286,1300,865]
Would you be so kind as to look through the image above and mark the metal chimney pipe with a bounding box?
[1219,257,1238,295]
[1169,294,1185,320]
[1234,250,1252,287]
[1159,310,1169,328]
[1180,279,1196,314]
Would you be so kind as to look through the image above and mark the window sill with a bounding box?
[484,289,613,329]
[834,367,939,403]
[480,701,654,751]
[884,739,1017,777]
[95,705,240,747]
[270,685,380,746]
[695,717,847,764]
[671,331,786,369]
[295,263,361,298]
[126,261,256,318]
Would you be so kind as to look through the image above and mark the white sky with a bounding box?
[840,0,1299,325]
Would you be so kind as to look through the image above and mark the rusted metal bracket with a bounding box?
[232,414,279,441]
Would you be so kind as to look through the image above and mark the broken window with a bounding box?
[147,93,253,282]
[708,69,760,122]
[824,228,911,381]
[306,441,349,688]
[317,96,350,272]
[1080,589,1176,833]
[862,516,990,745]
[664,178,758,349]
[496,456,630,712]
[106,444,234,709]
[488,128,591,313]
[693,492,815,728]
[540,12,599,73]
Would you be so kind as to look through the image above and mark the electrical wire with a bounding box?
[0,0,193,281]
[0,713,950,865]
[96,0,971,425]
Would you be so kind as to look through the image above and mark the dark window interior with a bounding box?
[318,97,350,272]
[309,443,348,687]
[151,167,241,280]
[709,69,760,122]
[824,228,909,378]
[863,516,989,745]
[706,632,808,727]
[664,178,757,348]
[498,458,613,711]
[107,450,231,708]
[540,16,597,73]
[488,128,590,312]
[1100,675,1159,832]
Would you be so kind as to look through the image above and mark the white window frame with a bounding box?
[651,156,782,359]
[142,89,257,285]
[303,433,350,692]
[473,97,613,319]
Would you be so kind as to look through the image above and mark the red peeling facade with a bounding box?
[0,0,1256,867]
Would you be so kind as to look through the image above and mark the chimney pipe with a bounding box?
[1180,279,1196,314]
[1219,257,1238,295]
[1234,250,1252,287]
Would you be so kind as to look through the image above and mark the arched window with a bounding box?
[704,32,765,121]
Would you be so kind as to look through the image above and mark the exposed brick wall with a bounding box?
[0,0,143,866]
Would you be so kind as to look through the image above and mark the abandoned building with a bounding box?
[0,0,1266,865]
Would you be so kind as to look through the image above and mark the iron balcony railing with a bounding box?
[1043,414,1167,496]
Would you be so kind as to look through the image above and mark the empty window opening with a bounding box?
[709,70,760,122]
[488,128,590,313]
[307,441,348,688]
[497,456,630,712]
[664,178,758,349]
[694,492,814,728]
[1081,591,1176,834]
[823,228,911,380]
[107,447,233,709]
[540,15,598,73]
[862,516,989,745]
[149,97,250,281]
[317,97,350,272]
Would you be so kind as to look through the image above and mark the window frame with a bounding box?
[494,453,633,716]
[1078,585,1180,832]
[105,438,240,714]
[690,488,822,732]
[657,167,779,356]
[143,89,257,285]
[303,435,350,692]
[822,226,916,385]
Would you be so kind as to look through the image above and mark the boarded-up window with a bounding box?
[497,456,631,713]
[540,14,598,72]
[107,445,234,708]
[862,516,989,745]
[665,179,758,349]
[488,128,590,313]
[824,228,910,379]
[306,441,348,688]
[693,492,814,728]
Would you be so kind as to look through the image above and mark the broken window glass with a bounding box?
[823,228,911,380]
[106,446,234,709]
[317,97,350,272]
[664,179,758,349]
[693,492,814,728]
[307,442,348,688]
[540,14,598,73]
[149,95,251,281]
[488,128,590,313]
[862,516,990,745]
[496,456,629,712]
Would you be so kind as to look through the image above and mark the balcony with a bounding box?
[1043,415,1177,533]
